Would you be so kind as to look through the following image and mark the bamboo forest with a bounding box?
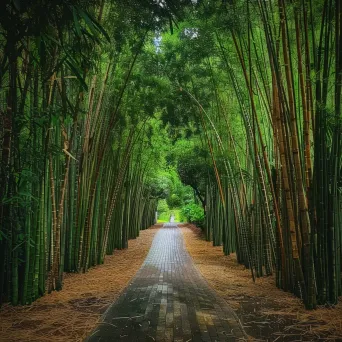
[1,0,342,341]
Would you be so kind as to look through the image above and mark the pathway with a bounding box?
[87,223,247,342]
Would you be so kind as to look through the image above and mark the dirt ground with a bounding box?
[2,223,342,342]
[180,224,342,342]
[0,225,161,342]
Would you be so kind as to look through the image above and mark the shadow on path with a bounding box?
[86,223,248,341]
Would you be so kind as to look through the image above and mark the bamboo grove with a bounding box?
[0,0,186,305]
[1,0,342,311]
[188,0,342,309]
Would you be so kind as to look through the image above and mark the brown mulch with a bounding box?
[0,225,161,342]
[180,224,342,341]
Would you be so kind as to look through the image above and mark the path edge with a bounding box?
[179,223,250,341]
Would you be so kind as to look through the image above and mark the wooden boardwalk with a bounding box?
[86,223,247,342]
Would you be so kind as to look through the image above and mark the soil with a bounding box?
[180,224,342,342]
[0,225,161,342]
[2,223,342,342]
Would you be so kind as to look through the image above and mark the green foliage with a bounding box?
[181,203,204,226]
[1,0,342,313]
[167,193,182,208]
[157,199,169,215]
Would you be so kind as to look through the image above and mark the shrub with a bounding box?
[181,203,204,226]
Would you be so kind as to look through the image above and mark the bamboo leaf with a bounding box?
[65,58,88,91]
[72,7,82,38]
[86,10,111,43]
[79,9,102,41]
